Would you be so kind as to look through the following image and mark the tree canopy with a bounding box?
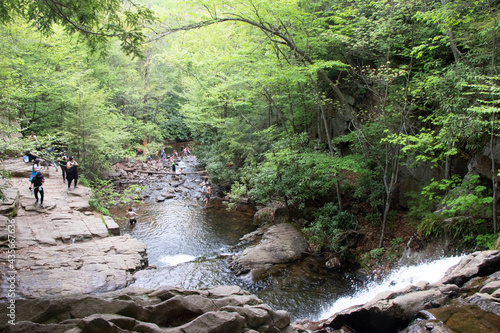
[2,0,500,252]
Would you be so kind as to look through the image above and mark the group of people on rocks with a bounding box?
[141,144,191,164]
[27,153,80,208]
[25,134,81,209]
[25,133,210,226]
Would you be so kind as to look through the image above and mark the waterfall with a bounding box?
[317,255,464,321]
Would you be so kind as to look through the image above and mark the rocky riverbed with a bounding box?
[1,157,499,333]
[0,158,299,332]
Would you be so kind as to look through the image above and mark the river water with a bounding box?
[111,145,462,322]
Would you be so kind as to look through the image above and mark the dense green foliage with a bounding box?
[2,0,500,254]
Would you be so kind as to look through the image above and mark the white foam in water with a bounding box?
[318,255,464,321]
[159,254,196,266]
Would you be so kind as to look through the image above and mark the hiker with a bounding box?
[29,159,41,185]
[45,146,58,171]
[66,156,79,190]
[29,171,45,208]
[171,161,176,173]
[126,208,139,225]
[28,131,38,142]
[204,183,211,208]
[24,151,39,163]
[59,152,68,183]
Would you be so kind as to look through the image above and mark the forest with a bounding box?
[1,0,500,265]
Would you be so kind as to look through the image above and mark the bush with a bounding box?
[302,202,357,253]
[474,233,500,250]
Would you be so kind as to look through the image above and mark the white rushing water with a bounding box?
[158,254,197,266]
[318,255,464,321]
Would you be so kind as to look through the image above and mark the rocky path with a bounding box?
[0,158,148,298]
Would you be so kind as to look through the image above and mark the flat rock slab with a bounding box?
[0,235,147,298]
[4,211,110,249]
[0,158,149,300]
[229,223,308,279]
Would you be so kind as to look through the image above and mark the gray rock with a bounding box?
[229,223,308,279]
[439,250,500,286]
[179,311,246,333]
[0,186,19,215]
[0,285,296,333]
[103,216,120,236]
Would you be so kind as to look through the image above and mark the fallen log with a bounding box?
[134,170,207,175]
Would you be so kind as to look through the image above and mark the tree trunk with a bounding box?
[492,11,498,234]
[143,45,151,157]
[379,144,400,248]
[491,109,497,234]
[440,0,462,62]
[142,0,153,157]
[287,85,296,134]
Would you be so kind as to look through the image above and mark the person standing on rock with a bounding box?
[45,145,58,172]
[29,158,41,186]
[29,171,45,208]
[66,156,79,190]
[200,178,207,199]
[126,208,139,225]
[59,152,68,183]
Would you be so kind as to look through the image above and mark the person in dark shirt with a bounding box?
[66,156,79,190]
[30,171,45,208]
[59,152,68,183]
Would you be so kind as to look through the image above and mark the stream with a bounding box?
[110,144,462,322]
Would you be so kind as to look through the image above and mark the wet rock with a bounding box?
[313,251,500,333]
[439,250,500,286]
[229,223,308,279]
[325,257,342,270]
[103,216,120,236]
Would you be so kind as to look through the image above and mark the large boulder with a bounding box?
[229,223,308,279]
